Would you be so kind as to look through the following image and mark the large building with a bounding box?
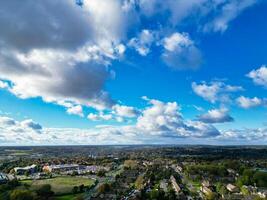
[14,164,37,175]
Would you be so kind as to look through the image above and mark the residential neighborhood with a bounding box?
[0,146,266,199]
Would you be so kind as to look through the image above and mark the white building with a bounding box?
[14,164,37,175]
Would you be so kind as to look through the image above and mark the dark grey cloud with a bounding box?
[0,0,91,52]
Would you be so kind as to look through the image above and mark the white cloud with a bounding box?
[66,105,84,117]
[131,0,257,33]
[0,0,130,114]
[0,97,223,145]
[86,104,138,121]
[0,0,259,116]
[0,116,42,135]
[163,32,193,52]
[236,96,263,109]
[0,116,16,126]
[247,65,267,88]
[21,119,42,131]
[112,104,139,118]
[162,32,202,70]
[0,80,8,89]
[203,0,257,32]
[87,112,113,121]
[128,29,156,56]
[198,108,234,123]
[136,98,220,138]
[192,81,243,103]
[219,128,267,143]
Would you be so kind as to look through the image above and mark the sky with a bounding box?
[0,0,267,145]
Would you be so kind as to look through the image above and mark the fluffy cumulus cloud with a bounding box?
[135,98,220,138]
[66,105,84,117]
[87,112,113,121]
[219,128,267,144]
[0,116,42,139]
[247,65,267,88]
[21,119,42,131]
[161,32,202,70]
[128,29,157,56]
[236,96,264,109]
[86,104,138,122]
[198,108,234,123]
[0,0,130,114]
[112,104,139,118]
[192,81,243,103]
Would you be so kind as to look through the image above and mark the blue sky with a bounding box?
[0,0,267,145]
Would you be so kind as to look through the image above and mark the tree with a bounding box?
[124,160,138,169]
[10,190,34,200]
[135,175,144,190]
[205,191,217,200]
[73,186,79,194]
[241,186,250,196]
[216,183,227,197]
[75,195,84,200]
[167,189,176,200]
[79,184,85,192]
[97,170,106,177]
[97,183,111,194]
[36,184,54,198]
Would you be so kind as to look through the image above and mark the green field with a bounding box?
[54,193,84,200]
[21,176,95,195]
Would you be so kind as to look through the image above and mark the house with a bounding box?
[200,180,216,197]
[14,164,37,175]
[0,173,8,184]
[227,169,236,174]
[170,175,181,194]
[171,164,183,173]
[226,184,239,193]
[200,185,213,196]
[202,180,211,188]
[258,188,267,198]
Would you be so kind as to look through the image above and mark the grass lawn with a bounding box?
[54,193,84,200]
[21,176,95,195]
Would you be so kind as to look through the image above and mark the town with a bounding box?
[0,146,266,200]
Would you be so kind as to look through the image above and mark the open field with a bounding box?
[21,176,95,195]
[54,193,85,200]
